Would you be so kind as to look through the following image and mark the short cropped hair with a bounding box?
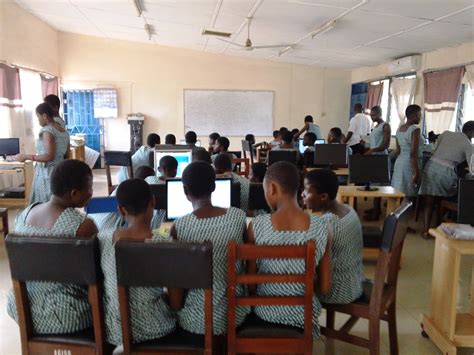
[462,120,474,134]
[165,134,176,145]
[245,134,255,142]
[264,161,300,195]
[192,149,212,164]
[371,105,382,115]
[305,169,339,200]
[213,153,232,172]
[135,166,156,180]
[44,94,60,109]
[304,132,316,145]
[116,179,153,216]
[304,115,313,123]
[182,161,216,198]
[159,155,178,170]
[36,102,54,117]
[217,136,230,151]
[329,127,342,140]
[273,130,280,139]
[354,103,363,111]
[405,104,421,118]
[282,131,294,144]
[185,131,197,144]
[209,132,220,141]
[147,133,161,147]
[50,159,92,197]
[251,162,267,182]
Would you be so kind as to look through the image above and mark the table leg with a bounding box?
[386,197,401,216]
[470,262,474,316]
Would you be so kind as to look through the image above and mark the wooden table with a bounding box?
[337,185,405,217]
[307,167,349,176]
[420,227,474,355]
[0,161,34,207]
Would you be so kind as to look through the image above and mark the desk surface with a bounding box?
[307,167,349,176]
[337,185,405,198]
[429,227,474,254]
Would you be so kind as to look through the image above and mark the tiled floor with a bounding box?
[0,169,473,354]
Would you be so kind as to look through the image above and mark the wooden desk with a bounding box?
[337,185,405,217]
[0,161,34,207]
[420,227,474,355]
[307,167,349,176]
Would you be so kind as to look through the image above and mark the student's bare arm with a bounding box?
[343,131,353,144]
[76,218,99,238]
[410,128,421,184]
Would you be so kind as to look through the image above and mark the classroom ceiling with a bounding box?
[14,0,474,69]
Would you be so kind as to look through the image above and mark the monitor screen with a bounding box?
[314,144,348,167]
[349,154,391,185]
[155,149,192,178]
[298,139,305,154]
[179,139,201,147]
[0,138,20,156]
[315,139,325,144]
[166,178,232,220]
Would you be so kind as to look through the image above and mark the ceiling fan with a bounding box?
[217,17,293,51]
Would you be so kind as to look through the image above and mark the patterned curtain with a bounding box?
[423,66,464,134]
[41,75,58,98]
[365,82,384,111]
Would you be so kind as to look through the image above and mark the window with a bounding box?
[451,84,473,133]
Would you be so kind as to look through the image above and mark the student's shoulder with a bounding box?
[228,206,247,220]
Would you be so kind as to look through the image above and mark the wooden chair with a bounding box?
[115,240,213,354]
[232,158,250,177]
[241,140,255,165]
[104,150,133,195]
[322,202,412,355]
[0,207,8,237]
[227,240,316,355]
[5,234,112,355]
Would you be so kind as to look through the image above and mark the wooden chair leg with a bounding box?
[0,208,9,236]
[326,309,335,330]
[368,317,380,355]
[387,304,399,355]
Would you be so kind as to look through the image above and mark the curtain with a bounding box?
[464,64,474,93]
[424,66,464,134]
[41,75,58,98]
[390,76,416,128]
[0,64,22,139]
[366,82,384,110]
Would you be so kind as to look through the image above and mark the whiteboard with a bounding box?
[184,90,274,136]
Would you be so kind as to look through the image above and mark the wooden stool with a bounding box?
[0,208,8,236]
[420,227,474,354]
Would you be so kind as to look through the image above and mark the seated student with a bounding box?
[302,132,317,152]
[302,169,364,304]
[208,132,220,154]
[192,148,212,164]
[44,94,66,128]
[249,162,267,183]
[269,130,282,147]
[245,133,268,152]
[118,133,160,183]
[327,127,352,155]
[169,162,249,335]
[135,166,156,181]
[145,155,178,185]
[185,131,198,147]
[7,159,97,334]
[165,134,176,145]
[99,179,176,346]
[295,115,322,141]
[214,153,249,211]
[246,161,328,337]
[419,120,474,238]
[211,136,237,164]
[272,131,301,161]
[422,131,439,153]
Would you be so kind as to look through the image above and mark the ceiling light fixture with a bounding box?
[145,24,154,40]
[133,0,142,17]
[311,20,336,39]
[202,29,232,38]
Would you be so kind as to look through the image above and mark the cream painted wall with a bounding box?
[58,33,351,151]
[351,42,474,105]
[0,2,59,75]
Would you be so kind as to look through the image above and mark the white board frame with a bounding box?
[184,89,274,137]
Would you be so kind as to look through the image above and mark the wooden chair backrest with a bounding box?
[241,140,255,165]
[232,158,250,177]
[227,240,316,354]
[104,151,133,193]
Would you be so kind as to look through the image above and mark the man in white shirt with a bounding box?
[343,103,371,155]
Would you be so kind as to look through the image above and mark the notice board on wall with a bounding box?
[184,89,274,136]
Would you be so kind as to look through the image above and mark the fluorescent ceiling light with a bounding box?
[133,0,142,17]
[311,20,336,39]
[202,28,232,38]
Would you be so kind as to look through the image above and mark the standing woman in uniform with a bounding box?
[391,105,423,199]
[15,102,70,204]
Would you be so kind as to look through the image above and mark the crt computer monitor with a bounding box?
[154,149,192,178]
[458,178,474,225]
[166,178,232,220]
[349,154,391,191]
[0,138,20,158]
[314,144,348,167]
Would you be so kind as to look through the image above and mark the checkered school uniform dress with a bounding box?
[391,125,422,197]
[318,209,364,304]
[231,172,250,212]
[98,229,176,345]
[174,207,249,335]
[419,158,458,197]
[7,205,92,334]
[252,214,328,337]
[369,122,389,155]
[30,125,70,204]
